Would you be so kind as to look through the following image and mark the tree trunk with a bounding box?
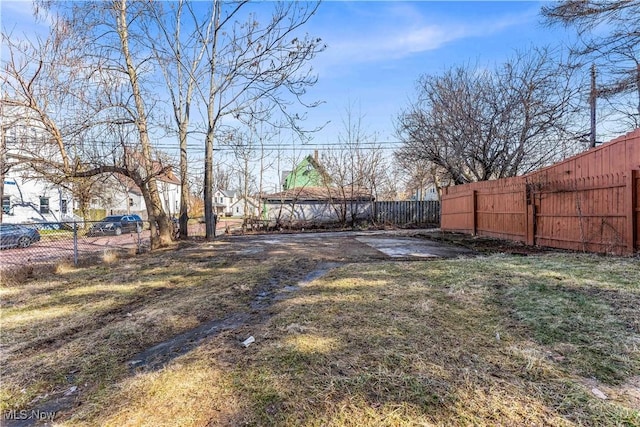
[204,131,215,239]
[0,125,5,223]
[204,0,221,240]
[116,0,172,248]
[179,122,189,238]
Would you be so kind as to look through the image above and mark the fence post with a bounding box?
[137,225,142,254]
[73,221,78,266]
[472,190,478,236]
[525,184,535,246]
[625,170,637,254]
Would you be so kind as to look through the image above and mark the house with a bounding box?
[111,151,181,219]
[2,168,181,223]
[282,151,330,190]
[211,189,260,217]
[213,189,239,216]
[2,146,181,223]
[103,168,181,219]
[2,174,78,225]
[1,116,80,224]
[265,153,374,225]
[412,183,440,201]
[1,106,181,222]
[261,186,374,226]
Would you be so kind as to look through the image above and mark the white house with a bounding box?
[2,154,181,223]
[2,106,181,223]
[2,169,181,224]
[412,184,440,201]
[105,170,181,219]
[2,173,78,224]
[211,189,261,217]
[2,115,80,224]
[213,189,238,216]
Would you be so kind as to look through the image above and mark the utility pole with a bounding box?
[0,123,5,223]
[590,64,597,149]
[0,100,8,223]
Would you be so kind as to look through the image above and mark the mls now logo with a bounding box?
[3,410,56,422]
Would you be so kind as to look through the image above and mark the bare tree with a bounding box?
[542,0,640,129]
[321,105,384,226]
[4,1,322,245]
[144,1,212,238]
[396,48,583,185]
[394,155,444,201]
[4,2,175,247]
[112,0,174,246]
[213,163,232,191]
[227,129,258,229]
[1,28,99,223]
[198,1,325,239]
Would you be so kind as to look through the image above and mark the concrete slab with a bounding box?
[355,236,475,258]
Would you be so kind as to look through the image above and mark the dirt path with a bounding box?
[128,262,342,374]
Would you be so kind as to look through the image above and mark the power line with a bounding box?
[150,141,406,152]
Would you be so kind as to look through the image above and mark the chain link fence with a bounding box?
[0,220,152,272]
[0,218,246,275]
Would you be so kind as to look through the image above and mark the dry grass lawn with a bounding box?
[1,239,639,426]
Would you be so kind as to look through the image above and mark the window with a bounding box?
[2,196,10,214]
[40,197,50,214]
[61,199,68,214]
[129,197,134,207]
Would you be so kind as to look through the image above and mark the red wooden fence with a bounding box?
[441,129,640,254]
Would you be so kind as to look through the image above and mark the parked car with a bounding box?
[88,215,143,236]
[0,224,41,249]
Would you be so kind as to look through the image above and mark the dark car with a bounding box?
[88,215,143,236]
[0,224,41,249]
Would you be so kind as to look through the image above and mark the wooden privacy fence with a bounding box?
[441,171,639,254]
[441,129,640,254]
[373,200,440,226]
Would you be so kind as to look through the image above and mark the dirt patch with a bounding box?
[128,262,341,373]
[127,312,252,373]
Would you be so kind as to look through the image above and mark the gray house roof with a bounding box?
[217,189,238,198]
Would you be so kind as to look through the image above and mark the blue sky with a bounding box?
[302,1,575,144]
[1,1,575,145]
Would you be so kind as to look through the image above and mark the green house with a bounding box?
[282,154,330,190]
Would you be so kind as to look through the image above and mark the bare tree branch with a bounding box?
[396,48,584,185]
